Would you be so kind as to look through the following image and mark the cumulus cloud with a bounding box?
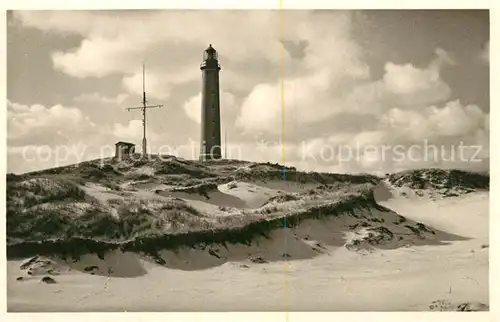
[237,47,455,135]
[13,10,293,81]
[7,100,104,173]
[426,101,486,137]
[351,48,454,110]
[7,100,97,144]
[290,100,489,173]
[378,100,489,150]
[112,119,144,140]
[12,11,360,104]
[382,62,450,103]
[183,93,203,124]
[237,83,284,134]
[52,37,144,79]
[231,96,489,174]
[122,71,170,100]
[235,13,371,135]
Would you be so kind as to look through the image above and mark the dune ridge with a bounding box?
[8,187,467,275]
[6,157,486,272]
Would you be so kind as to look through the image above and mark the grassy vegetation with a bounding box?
[7,177,87,208]
[7,183,213,246]
[261,193,299,206]
[155,158,216,178]
[7,190,381,259]
[230,168,379,185]
[6,156,486,259]
[6,169,381,258]
[387,168,489,191]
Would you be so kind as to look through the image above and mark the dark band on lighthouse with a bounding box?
[199,44,222,161]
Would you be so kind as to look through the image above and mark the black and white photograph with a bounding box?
[5,6,492,314]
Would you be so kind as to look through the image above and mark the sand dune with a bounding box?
[6,163,489,311]
[377,181,489,240]
[8,194,467,275]
[7,233,488,311]
[134,194,469,270]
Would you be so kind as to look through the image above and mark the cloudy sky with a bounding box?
[7,10,489,174]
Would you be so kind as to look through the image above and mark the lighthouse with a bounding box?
[199,44,222,161]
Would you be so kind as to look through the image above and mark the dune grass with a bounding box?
[6,156,488,259]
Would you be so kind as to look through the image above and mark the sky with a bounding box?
[7,10,490,174]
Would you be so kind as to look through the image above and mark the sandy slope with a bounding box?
[7,180,489,312]
[380,192,489,240]
[7,238,487,311]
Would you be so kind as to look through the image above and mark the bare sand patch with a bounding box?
[158,190,247,209]
[156,180,299,210]
[80,183,122,202]
[218,181,283,208]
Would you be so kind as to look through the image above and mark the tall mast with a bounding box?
[142,64,147,155]
[126,63,163,156]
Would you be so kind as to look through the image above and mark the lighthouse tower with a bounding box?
[199,44,222,161]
